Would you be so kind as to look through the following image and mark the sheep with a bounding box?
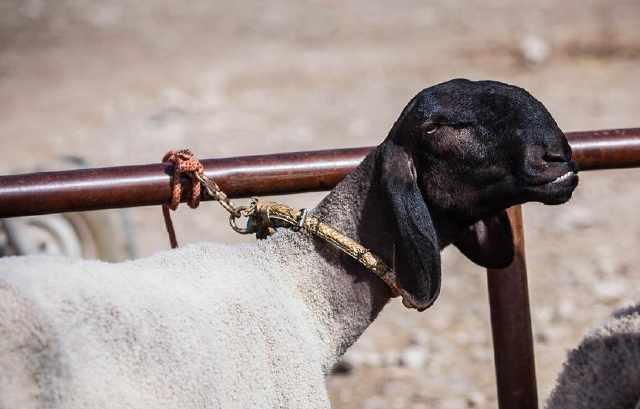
[0,78,578,409]
[546,304,640,409]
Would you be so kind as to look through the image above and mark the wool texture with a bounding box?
[546,305,640,409]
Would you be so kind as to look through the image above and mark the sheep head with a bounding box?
[378,79,578,311]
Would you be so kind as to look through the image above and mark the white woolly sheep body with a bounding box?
[0,241,331,409]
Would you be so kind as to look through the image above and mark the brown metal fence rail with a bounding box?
[1,127,640,409]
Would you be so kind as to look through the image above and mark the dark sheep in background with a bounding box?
[546,304,640,409]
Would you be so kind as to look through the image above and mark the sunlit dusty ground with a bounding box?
[1,1,639,408]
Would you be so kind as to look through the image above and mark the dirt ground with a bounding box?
[1,1,640,408]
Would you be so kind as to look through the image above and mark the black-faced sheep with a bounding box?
[0,79,578,408]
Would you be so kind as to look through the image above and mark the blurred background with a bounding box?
[1,1,639,408]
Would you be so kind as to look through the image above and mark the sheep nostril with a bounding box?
[543,151,566,163]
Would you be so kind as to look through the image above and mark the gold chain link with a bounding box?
[196,174,265,235]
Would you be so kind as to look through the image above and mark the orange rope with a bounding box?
[161,149,205,248]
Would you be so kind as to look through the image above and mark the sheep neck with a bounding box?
[260,147,466,372]
[270,149,399,370]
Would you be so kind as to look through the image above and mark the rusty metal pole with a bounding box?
[487,205,537,409]
[1,128,639,218]
[0,148,371,218]
[568,128,640,170]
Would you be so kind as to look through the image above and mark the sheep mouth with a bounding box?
[525,171,579,204]
[547,171,576,185]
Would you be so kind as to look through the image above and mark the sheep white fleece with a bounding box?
[0,154,389,409]
[546,304,640,409]
[0,241,331,409]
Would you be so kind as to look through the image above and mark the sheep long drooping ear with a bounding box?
[453,211,514,269]
[379,140,441,311]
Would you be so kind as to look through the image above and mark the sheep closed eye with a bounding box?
[423,123,439,134]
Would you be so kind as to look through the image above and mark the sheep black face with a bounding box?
[379,79,578,311]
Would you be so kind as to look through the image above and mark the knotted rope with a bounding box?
[163,149,204,211]
[160,149,421,310]
[162,149,204,248]
[162,149,246,248]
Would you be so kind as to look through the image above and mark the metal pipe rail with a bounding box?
[1,127,640,409]
[0,128,639,218]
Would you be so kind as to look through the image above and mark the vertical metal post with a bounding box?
[487,205,538,409]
